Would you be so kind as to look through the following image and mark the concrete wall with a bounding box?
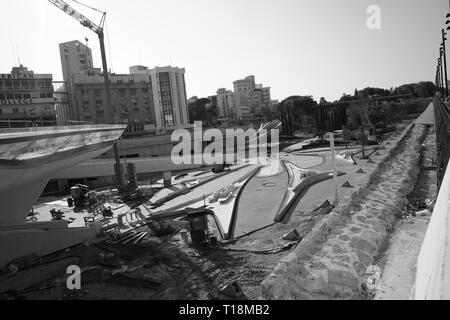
[414,159,450,299]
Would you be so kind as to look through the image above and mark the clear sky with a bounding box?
[0,0,448,101]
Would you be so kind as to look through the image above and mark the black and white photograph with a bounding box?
[0,0,448,308]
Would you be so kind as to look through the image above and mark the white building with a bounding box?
[216,88,249,120]
[130,65,190,130]
[59,40,95,82]
[0,65,56,127]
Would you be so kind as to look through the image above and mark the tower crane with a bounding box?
[48,0,112,119]
[48,0,126,190]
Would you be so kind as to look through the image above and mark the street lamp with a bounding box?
[443,25,450,97]
[438,57,444,94]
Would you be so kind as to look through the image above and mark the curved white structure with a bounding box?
[0,125,126,270]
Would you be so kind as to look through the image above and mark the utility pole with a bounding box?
[329,132,339,205]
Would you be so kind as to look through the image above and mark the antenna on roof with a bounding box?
[16,43,21,66]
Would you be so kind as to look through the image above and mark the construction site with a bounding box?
[0,0,445,302]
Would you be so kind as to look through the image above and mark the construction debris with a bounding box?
[108,273,161,289]
[219,281,246,299]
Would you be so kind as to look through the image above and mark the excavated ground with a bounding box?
[262,123,429,300]
[2,123,424,301]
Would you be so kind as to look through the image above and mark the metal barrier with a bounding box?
[414,96,450,299]
[414,159,450,299]
[434,97,450,189]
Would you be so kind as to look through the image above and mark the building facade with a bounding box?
[60,41,190,133]
[132,65,190,130]
[216,75,272,122]
[60,40,94,82]
[0,65,56,127]
[70,72,156,130]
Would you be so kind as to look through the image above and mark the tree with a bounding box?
[319,97,328,105]
[188,98,213,124]
[354,126,368,159]
[341,126,351,149]
[280,96,318,133]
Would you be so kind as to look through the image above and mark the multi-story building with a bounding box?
[60,40,94,82]
[216,88,248,120]
[0,65,56,127]
[60,41,190,133]
[233,75,256,93]
[131,65,190,130]
[226,75,273,120]
[271,100,279,112]
[54,82,71,126]
[70,71,156,131]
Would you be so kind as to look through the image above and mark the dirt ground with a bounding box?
[2,123,416,301]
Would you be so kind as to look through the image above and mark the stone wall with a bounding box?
[261,123,428,299]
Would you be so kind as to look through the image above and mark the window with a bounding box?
[40,93,46,99]
[142,88,149,94]
[13,80,20,89]
[130,89,137,96]
[23,93,31,99]
[6,93,13,99]
[4,80,12,89]
[14,93,22,99]
[47,92,53,98]
[21,80,29,89]
[13,108,19,114]
[0,93,5,100]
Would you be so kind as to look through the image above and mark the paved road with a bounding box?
[233,164,288,238]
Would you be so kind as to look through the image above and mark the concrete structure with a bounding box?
[59,40,94,82]
[131,65,190,130]
[414,158,450,299]
[69,72,156,129]
[60,40,190,133]
[0,66,56,128]
[0,124,126,269]
[53,82,71,126]
[233,75,256,93]
[217,88,243,119]
[217,75,272,122]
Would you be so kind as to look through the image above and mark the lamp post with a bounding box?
[442,28,449,97]
[439,56,444,95]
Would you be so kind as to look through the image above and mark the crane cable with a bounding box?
[71,0,105,14]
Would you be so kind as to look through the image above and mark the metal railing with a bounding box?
[434,97,450,189]
[414,96,450,299]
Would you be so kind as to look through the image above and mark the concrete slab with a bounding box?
[233,165,288,238]
[374,216,431,300]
